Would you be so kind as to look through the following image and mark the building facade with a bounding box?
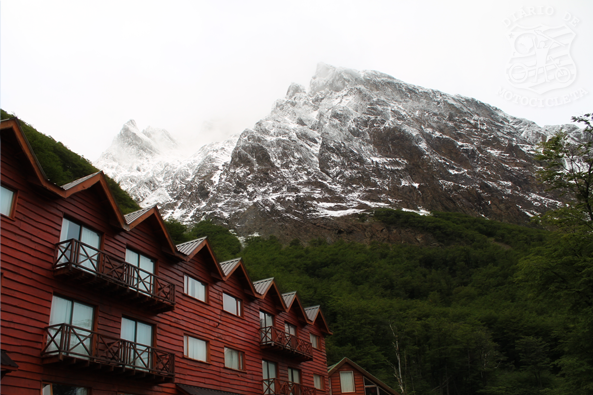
[0,119,331,395]
[327,358,397,395]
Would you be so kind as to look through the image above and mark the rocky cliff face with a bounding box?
[96,64,579,242]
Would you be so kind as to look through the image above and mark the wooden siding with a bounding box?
[329,362,365,395]
[0,121,330,395]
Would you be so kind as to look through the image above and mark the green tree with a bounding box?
[188,220,242,262]
[164,218,191,244]
[518,113,593,394]
[536,113,593,230]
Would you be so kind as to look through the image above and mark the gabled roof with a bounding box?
[176,237,225,280]
[328,357,399,395]
[124,206,177,254]
[0,119,127,229]
[282,291,297,307]
[304,305,332,335]
[253,278,287,311]
[176,237,208,255]
[219,258,258,298]
[0,118,178,256]
[220,258,242,277]
[253,277,275,295]
[124,206,154,224]
[61,171,103,190]
[282,291,309,323]
[304,305,319,321]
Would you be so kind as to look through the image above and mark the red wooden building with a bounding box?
[327,358,397,395]
[0,118,331,395]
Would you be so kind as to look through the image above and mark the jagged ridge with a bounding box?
[95,64,579,241]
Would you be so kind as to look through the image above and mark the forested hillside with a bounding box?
[169,194,593,395]
[0,109,140,213]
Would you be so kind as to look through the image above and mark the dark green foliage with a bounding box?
[164,219,192,245]
[188,220,242,262]
[535,113,593,230]
[104,177,141,214]
[516,113,593,395]
[231,210,567,394]
[1,109,140,214]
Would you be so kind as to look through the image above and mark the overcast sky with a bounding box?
[2,0,592,161]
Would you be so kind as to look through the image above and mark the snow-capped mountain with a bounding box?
[95,64,579,241]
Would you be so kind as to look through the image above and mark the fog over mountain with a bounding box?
[96,64,582,242]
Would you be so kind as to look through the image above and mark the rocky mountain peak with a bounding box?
[95,65,581,242]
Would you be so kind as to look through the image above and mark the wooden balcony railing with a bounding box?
[259,327,313,360]
[42,323,174,381]
[263,378,317,395]
[54,239,175,311]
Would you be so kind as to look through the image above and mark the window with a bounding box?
[43,383,88,395]
[340,371,355,393]
[125,249,155,294]
[260,311,274,328]
[121,317,153,369]
[223,293,242,316]
[285,322,298,349]
[288,367,301,395]
[262,360,277,394]
[314,374,324,390]
[47,295,94,356]
[224,347,244,370]
[184,335,208,362]
[285,322,297,335]
[310,333,320,349]
[59,218,101,270]
[0,185,15,217]
[184,275,207,302]
[260,311,274,343]
[364,377,389,395]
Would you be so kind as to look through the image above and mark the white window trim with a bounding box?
[340,371,356,393]
[184,335,208,362]
[314,374,324,390]
[310,333,319,349]
[223,293,242,316]
[224,347,244,370]
[0,185,15,217]
[184,275,207,302]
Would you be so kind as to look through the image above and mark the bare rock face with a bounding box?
[96,64,579,242]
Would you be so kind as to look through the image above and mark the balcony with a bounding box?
[259,327,313,360]
[263,378,317,395]
[54,239,175,312]
[42,324,175,382]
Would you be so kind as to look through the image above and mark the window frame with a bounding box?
[183,334,209,363]
[125,248,156,274]
[47,294,96,357]
[285,322,297,336]
[340,371,356,393]
[0,184,16,218]
[60,217,102,247]
[287,367,301,384]
[125,248,157,295]
[260,310,274,328]
[120,316,154,346]
[49,294,96,329]
[184,275,207,303]
[224,347,245,371]
[310,333,320,349]
[222,292,242,316]
[313,374,324,390]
